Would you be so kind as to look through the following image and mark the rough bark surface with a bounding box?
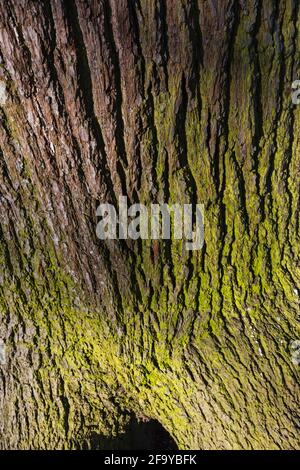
[0,0,299,449]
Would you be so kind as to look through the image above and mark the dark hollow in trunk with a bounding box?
[85,416,178,450]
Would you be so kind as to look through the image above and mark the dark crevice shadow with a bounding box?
[83,416,178,450]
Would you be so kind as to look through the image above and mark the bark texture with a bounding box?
[0,0,299,449]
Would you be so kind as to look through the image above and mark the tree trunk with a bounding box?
[0,0,299,450]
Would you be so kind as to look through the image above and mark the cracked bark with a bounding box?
[0,0,299,449]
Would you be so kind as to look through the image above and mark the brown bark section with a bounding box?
[0,0,299,449]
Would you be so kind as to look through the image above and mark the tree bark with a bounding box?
[0,0,299,449]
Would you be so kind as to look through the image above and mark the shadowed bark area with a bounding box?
[0,0,299,449]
